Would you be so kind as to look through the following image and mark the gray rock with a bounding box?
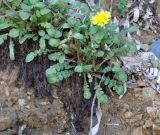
[149,39,160,59]
[0,108,17,131]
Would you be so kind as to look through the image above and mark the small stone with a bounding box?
[137,81,146,87]
[121,103,130,112]
[18,99,26,106]
[144,120,153,128]
[134,88,142,92]
[142,87,156,100]
[146,107,157,118]
[131,127,143,135]
[141,44,149,51]
[124,111,134,119]
[149,39,160,59]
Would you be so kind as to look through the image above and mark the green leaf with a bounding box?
[59,55,65,63]
[129,44,137,53]
[83,65,93,72]
[57,72,63,80]
[49,38,60,47]
[84,90,91,99]
[116,85,125,95]
[74,65,83,73]
[29,0,38,4]
[25,52,35,62]
[67,17,77,26]
[40,23,52,28]
[46,67,57,77]
[93,31,105,43]
[83,83,91,99]
[0,37,4,45]
[39,38,46,50]
[19,34,34,44]
[38,30,45,37]
[50,0,58,5]
[106,23,117,32]
[0,23,12,30]
[47,75,59,84]
[80,3,89,13]
[99,95,109,104]
[97,51,104,57]
[125,25,138,33]
[112,65,123,72]
[89,26,98,34]
[61,23,70,29]
[40,8,51,15]
[47,28,56,36]
[116,71,127,81]
[9,29,19,38]
[54,30,62,38]
[73,33,84,39]
[9,40,15,60]
[19,11,30,20]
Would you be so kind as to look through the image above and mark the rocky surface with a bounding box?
[0,67,69,134]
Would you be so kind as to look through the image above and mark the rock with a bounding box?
[0,108,17,131]
[156,0,160,15]
[131,127,143,135]
[139,30,157,44]
[30,128,70,135]
[0,129,17,135]
[149,39,160,59]
[142,87,156,100]
[146,107,157,118]
[18,101,68,129]
[143,120,153,128]
[141,44,149,52]
[153,124,160,130]
[124,111,134,119]
[18,99,26,106]
[137,81,146,87]
[121,103,130,112]
[129,114,143,123]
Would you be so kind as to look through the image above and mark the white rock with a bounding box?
[153,68,159,77]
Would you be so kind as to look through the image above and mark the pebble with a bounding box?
[124,112,134,119]
[149,39,160,59]
[141,44,149,52]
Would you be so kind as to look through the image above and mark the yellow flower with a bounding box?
[90,10,111,27]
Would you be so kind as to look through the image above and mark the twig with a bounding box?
[119,82,127,99]
[90,93,97,134]
[99,0,101,8]
[71,122,77,134]
[85,0,93,11]
[98,73,105,86]
[110,0,113,13]
[106,123,119,126]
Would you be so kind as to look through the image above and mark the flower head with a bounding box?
[90,10,111,27]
